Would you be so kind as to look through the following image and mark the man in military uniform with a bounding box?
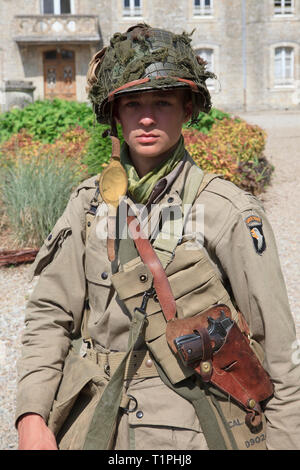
[16,24,300,450]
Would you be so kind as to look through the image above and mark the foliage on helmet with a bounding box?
[86,24,216,124]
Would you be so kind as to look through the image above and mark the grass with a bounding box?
[0,155,81,247]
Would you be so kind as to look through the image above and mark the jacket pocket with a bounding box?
[206,392,268,450]
[30,216,71,280]
[126,377,208,450]
[84,218,114,322]
[146,331,194,385]
[85,250,113,324]
[166,243,234,319]
[47,348,108,450]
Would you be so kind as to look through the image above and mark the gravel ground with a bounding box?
[0,265,37,449]
[0,110,299,450]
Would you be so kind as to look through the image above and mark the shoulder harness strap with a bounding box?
[152,168,222,269]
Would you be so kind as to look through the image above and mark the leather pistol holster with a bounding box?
[166,304,274,427]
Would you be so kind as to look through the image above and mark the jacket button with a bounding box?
[47,234,52,241]
[145,359,153,368]
[136,410,143,419]
[101,272,108,280]
[139,274,148,282]
[87,221,91,227]
[168,197,174,203]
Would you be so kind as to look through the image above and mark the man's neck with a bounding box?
[129,142,178,178]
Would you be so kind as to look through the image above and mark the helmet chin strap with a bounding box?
[109,118,121,160]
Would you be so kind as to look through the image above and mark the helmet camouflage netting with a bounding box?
[86,23,216,125]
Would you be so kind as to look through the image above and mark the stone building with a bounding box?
[0,0,299,112]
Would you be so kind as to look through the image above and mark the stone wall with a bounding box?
[98,0,300,111]
[1,81,35,112]
[247,0,300,110]
[0,0,299,112]
[0,0,36,112]
[0,0,101,110]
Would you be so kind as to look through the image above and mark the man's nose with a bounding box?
[139,107,156,126]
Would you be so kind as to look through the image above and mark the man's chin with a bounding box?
[134,146,165,159]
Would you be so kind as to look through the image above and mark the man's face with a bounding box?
[115,89,192,163]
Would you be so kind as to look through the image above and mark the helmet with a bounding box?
[86,23,215,125]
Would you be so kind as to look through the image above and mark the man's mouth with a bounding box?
[136,133,159,143]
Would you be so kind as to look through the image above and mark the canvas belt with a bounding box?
[85,348,159,380]
[85,348,159,410]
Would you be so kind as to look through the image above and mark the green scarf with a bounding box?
[120,136,185,204]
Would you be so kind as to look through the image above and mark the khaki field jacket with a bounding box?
[16,155,300,450]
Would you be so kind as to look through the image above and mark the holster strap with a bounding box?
[127,215,177,322]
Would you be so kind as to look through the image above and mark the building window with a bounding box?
[44,50,57,60]
[42,0,72,15]
[61,50,74,60]
[123,0,142,17]
[193,0,213,16]
[274,47,294,86]
[274,0,294,15]
[196,48,215,88]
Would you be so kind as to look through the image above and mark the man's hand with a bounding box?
[17,413,58,450]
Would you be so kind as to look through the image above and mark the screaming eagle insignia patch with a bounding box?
[244,215,266,255]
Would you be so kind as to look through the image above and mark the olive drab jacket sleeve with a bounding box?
[15,177,98,424]
[197,178,300,450]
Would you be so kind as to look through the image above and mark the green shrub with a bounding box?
[0,99,122,177]
[185,108,230,134]
[0,99,95,144]
[183,117,273,194]
[0,99,272,195]
[83,123,125,176]
[0,99,273,250]
[1,155,81,247]
[0,100,231,175]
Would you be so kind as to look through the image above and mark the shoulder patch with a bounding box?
[244,215,266,255]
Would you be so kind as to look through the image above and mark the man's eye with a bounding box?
[125,101,139,107]
[157,100,172,107]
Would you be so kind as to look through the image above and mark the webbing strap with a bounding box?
[83,308,147,450]
[182,164,204,206]
[152,164,204,269]
[154,360,229,450]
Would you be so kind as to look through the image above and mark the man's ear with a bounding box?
[183,100,193,123]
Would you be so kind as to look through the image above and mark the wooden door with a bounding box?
[43,49,76,100]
